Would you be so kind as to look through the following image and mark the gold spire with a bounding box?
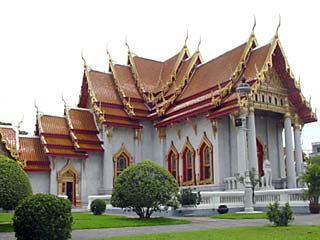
[17,115,24,130]
[62,93,67,115]
[184,29,188,47]
[81,49,87,68]
[252,15,256,34]
[196,36,201,52]
[125,35,131,54]
[275,14,281,38]
[34,99,39,115]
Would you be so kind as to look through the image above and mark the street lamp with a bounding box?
[236,76,254,212]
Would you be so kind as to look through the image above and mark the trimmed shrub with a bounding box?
[0,154,32,210]
[13,193,73,240]
[90,199,106,215]
[267,201,294,226]
[111,160,179,219]
[178,188,201,206]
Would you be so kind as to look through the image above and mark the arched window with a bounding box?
[167,141,179,183]
[116,155,127,176]
[198,132,213,184]
[181,137,195,185]
[113,144,133,180]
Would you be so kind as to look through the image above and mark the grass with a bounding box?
[91,225,320,240]
[0,212,190,232]
[210,212,267,219]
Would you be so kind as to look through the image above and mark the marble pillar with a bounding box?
[294,124,303,177]
[284,114,296,188]
[247,107,258,173]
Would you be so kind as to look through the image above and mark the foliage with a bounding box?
[1,213,190,232]
[111,160,179,219]
[0,121,12,126]
[266,201,294,226]
[301,158,320,205]
[13,193,73,240]
[88,226,320,240]
[177,188,201,206]
[0,154,32,210]
[18,130,28,135]
[90,199,106,215]
[237,168,261,204]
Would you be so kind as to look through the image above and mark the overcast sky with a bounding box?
[0,0,319,153]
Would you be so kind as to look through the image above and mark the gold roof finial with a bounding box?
[125,35,131,54]
[106,44,111,60]
[17,115,24,130]
[62,93,67,108]
[196,36,201,52]
[275,14,281,38]
[81,49,87,67]
[252,15,256,34]
[184,29,189,47]
[34,99,39,115]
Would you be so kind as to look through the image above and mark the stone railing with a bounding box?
[198,188,308,209]
[224,177,239,190]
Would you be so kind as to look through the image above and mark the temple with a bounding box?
[0,26,317,207]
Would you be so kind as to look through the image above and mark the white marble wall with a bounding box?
[28,172,50,194]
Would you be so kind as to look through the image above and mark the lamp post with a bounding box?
[236,77,254,212]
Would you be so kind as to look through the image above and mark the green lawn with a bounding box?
[92,225,320,240]
[0,213,190,232]
[210,212,267,219]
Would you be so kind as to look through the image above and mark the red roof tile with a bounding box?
[178,43,247,101]
[40,115,69,136]
[68,109,98,132]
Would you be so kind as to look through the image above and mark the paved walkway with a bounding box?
[1,214,319,240]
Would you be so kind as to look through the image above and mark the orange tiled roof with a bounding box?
[243,44,271,79]
[178,43,247,101]
[40,115,69,135]
[89,71,121,105]
[19,137,50,171]
[113,64,142,99]
[133,57,163,93]
[68,109,98,132]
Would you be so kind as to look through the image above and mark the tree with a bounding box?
[111,160,179,219]
[13,194,73,240]
[237,168,261,204]
[301,157,320,213]
[0,154,32,210]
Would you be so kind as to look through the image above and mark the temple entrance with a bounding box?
[58,160,80,206]
[66,182,73,202]
[256,138,264,176]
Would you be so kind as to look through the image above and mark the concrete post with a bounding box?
[284,114,297,188]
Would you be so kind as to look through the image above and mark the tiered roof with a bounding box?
[77,29,316,128]
[19,136,50,172]
[36,106,104,158]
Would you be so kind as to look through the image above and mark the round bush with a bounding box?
[0,154,32,210]
[13,193,73,240]
[111,160,179,218]
[90,199,106,215]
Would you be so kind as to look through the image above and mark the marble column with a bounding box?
[294,123,303,177]
[50,157,57,195]
[284,113,296,188]
[236,110,247,176]
[247,107,258,173]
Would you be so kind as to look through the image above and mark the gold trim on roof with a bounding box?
[108,55,135,116]
[0,128,19,161]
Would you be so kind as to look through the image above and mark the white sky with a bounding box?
[0,0,319,153]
